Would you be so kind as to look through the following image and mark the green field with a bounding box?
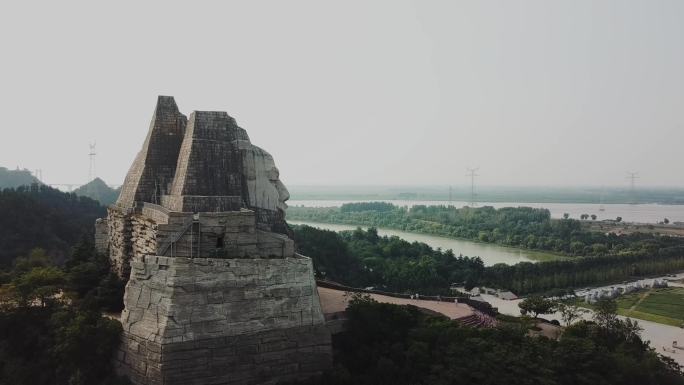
[619,288,684,327]
[577,287,684,327]
[572,287,684,327]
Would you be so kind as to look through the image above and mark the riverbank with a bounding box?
[289,220,565,266]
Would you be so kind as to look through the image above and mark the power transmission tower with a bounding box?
[466,167,479,207]
[626,171,639,205]
[88,142,97,183]
[33,169,43,182]
[448,185,453,206]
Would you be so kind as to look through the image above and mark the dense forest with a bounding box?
[294,224,684,295]
[293,294,683,385]
[0,184,106,266]
[294,225,484,294]
[0,184,126,384]
[0,240,127,385]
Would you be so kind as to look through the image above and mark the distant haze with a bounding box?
[0,1,682,188]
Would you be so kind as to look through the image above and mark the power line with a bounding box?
[466,167,479,207]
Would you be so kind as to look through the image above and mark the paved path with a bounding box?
[317,287,474,320]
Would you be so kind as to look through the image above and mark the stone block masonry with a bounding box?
[116,254,331,385]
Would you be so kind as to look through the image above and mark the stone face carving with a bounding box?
[97,96,330,385]
[240,144,291,234]
[243,145,290,212]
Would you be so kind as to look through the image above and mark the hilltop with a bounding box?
[73,177,120,206]
[0,167,39,189]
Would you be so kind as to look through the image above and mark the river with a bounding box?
[289,220,684,364]
[288,199,684,224]
[288,220,561,266]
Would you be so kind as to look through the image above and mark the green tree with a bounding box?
[518,295,556,318]
[556,302,587,326]
[593,299,618,327]
[12,266,65,307]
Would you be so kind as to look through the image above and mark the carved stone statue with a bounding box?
[96,96,331,385]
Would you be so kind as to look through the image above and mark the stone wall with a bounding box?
[116,254,331,385]
[118,324,331,385]
[95,218,109,255]
[161,195,242,213]
[108,205,296,277]
[108,207,133,277]
[130,215,158,260]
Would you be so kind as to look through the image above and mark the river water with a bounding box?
[482,273,684,366]
[288,199,684,224]
[288,220,560,266]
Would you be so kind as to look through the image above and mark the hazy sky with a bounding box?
[1,1,682,188]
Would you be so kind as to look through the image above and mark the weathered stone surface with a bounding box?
[120,254,325,344]
[95,218,109,255]
[99,96,330,385]
[116,324,331,385]
[238,144,290,234]
[116,254,329,384]
[106,96,293,275]
[117,96,187,209]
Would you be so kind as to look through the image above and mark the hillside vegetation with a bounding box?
[293,294,684,385]
[0,184,106,266]
[73,177,120,206]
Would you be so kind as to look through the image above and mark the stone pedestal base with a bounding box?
[116,324,332,385]
[115,254,332,385]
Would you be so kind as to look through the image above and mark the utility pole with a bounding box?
[448,185,453,206]
[626,171,639,205]
[466,167,479,207]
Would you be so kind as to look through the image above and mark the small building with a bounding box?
[497,291,518,300]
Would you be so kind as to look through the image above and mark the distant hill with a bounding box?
[0,184,106,266]
[288,185,684,205]
[0,167,39,189]
[73,177,120,206]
